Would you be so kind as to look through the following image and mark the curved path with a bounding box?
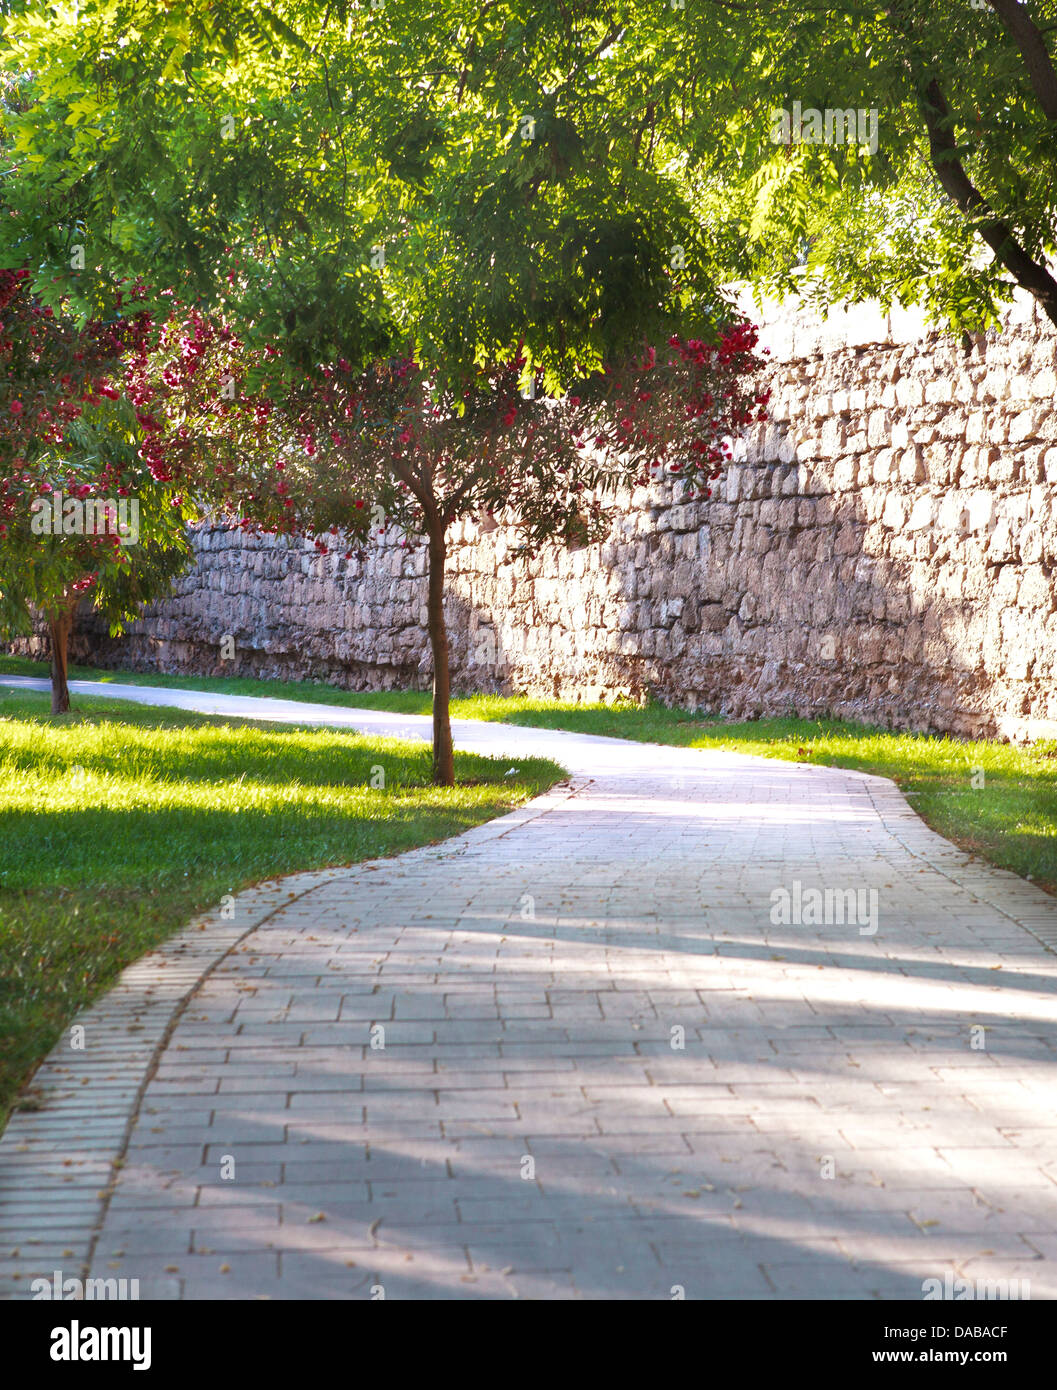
[3,676,1057,1300]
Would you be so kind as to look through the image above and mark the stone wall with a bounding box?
[23,290,1057,739]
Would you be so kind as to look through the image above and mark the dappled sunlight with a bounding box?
[5,678,1057,1300]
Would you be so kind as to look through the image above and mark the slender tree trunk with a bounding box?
[46,604,75,715]
[425,520,455,786]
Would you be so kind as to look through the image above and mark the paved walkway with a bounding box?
[2,676,1057,1300]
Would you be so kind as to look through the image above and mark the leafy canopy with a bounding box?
[1,0,729,383]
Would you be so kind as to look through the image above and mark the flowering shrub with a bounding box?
[140,317,771,557]
[1,258,771,751]
[132,311,770,781]
[0,270,191,710]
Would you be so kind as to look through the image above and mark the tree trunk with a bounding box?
[986,0,1057,124]
[918,79,1057,328]
[47,605,75,715]
[884,2,1057,329]
[425,521,455,786]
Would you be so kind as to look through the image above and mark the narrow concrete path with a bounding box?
[2,676,1057,1300]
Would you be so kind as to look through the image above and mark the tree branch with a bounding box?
[918,77,1057,324]
[986,0,1057,123]
[884,0,1057,326]
[389,455,426,506]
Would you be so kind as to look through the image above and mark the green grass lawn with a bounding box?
[0,684,563,1126]
[5,653,1056,901]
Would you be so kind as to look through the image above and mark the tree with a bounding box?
[579,0,1057,330]
[1,0,772,780]
[144,323,770,782]
[7,0,1055,328]
[0,267,193,711]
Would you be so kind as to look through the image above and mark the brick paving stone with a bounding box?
[2,677,1057,1300]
